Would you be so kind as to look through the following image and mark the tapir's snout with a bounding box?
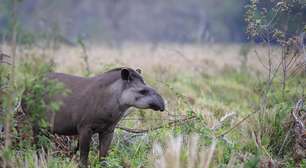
[149,93,165,112]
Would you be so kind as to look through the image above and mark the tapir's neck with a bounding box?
[86,78,128,122]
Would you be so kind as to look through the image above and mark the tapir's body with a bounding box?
[22,68,165,167]
[47,71,126,135]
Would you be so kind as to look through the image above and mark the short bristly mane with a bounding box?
[92,67,144,88]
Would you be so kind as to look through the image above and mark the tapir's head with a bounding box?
[118,68,165,111]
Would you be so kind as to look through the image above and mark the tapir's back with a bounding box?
[47,73,91,95]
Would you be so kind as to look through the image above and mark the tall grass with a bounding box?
[0,44,305,167]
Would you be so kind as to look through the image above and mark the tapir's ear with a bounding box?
[121,68,130,80]
[135,68,142,74]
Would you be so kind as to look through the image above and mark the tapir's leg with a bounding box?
[79,128,92,168]
[32,121,40,148]
[73,140,79,154]
[32,121,48,158]
[98,131,114,158]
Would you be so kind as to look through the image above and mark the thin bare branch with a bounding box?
[116,115,197,134]
[300,32,306,72]
[254,49,269,70]
[216,111,256,138]
[211,112,236,131]
[292,99,305,130]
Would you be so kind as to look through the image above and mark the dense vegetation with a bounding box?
[1,50,305,167]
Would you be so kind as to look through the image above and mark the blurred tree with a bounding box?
[0,0,250,44]
[245,0,306,99]
[202,0,247,42]
[246,0,306,42]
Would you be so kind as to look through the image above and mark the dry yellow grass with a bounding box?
[2,43,282,75]
[54,43,271,75]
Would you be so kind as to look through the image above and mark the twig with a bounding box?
[116,115,197,134]
[254,50,269,70]
[78,37,91,76]
[262,5,281,29]
[289,62,306,78]
[216,111,256,138]
[292,99,305,130]
[122,118,173,121]
[300,32,306,72]
[278,127,292,156]
[162,47,202,73]
[211,112,236,131]
[204,138,217,168]
[13,99,21,114]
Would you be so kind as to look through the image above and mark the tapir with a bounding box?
[22,67,165,167]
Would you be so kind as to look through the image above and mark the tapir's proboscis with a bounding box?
[22,67,165,167]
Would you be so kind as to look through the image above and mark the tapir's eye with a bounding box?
[139,89,149,95]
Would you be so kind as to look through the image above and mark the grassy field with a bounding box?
[0,43,305,168]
